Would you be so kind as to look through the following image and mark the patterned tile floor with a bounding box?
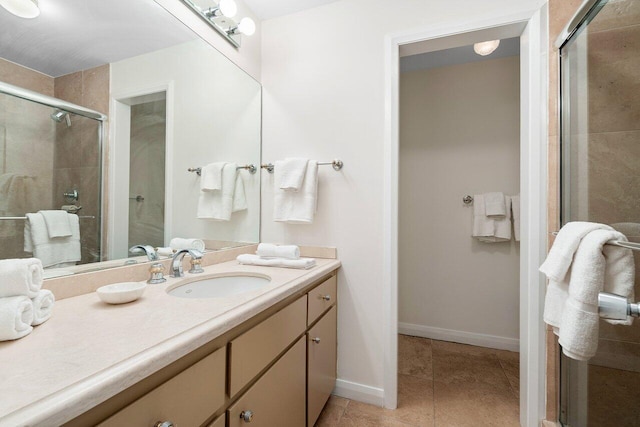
[315,334,520,427]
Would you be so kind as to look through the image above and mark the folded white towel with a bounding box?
[256,243,300,260]
[157,247,176,257]
[237,254,316,269]
[169,238,205,252]
[278,158,309,191]
[198,163,247,221]
[0,258,43,299]
[0,296,33,341]
[24,213,81,268]
[274,160,318,224]
[232,173,248,213]
[31,289,54,326]
[484,192,506,217]
[39,210,72,238]
[511,195,521,242]
[200,162,225,192]
[473,194,511,242]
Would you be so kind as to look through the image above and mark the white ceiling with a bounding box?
[0,0,197,77]
[242,0,339,20]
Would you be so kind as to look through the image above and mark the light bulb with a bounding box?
[237,17,255,36]
[0,0,39,18]
[473,40,500,56]
[219,0,237,18]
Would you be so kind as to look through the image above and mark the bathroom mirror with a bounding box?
[0,0,261,276]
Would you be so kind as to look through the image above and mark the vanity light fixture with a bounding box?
[473,40,500,56]
[0,0,40,18]
[182,0,256,48]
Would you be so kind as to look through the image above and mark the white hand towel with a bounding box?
[558,229,634,360]
[511,195,521,242]
[31,289,54,326]
[484,192,506,217]
[236,254,315,269]
[232,173,248,213]
[473,194,511,242]
[24,213,81,268]
[200,162,226,191]
[256,243,300,260]
[274,160,318,224]
[169,238,205,252]
[277,158,308,191]
[0,296,34,341]
[0,258,43,298]
[198,163,240,221]
[39,210,72,238]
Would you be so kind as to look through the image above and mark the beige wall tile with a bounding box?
[0,58,53,96]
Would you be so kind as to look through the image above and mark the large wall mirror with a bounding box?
[0,0,261,277]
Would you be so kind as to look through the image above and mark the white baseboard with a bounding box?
[398,322,519,352]
[333,379,385,406]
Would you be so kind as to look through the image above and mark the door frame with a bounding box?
[382,7,548,427]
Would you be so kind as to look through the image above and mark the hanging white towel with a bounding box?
[0,258,43,298]
[197,163,247,221]
[0,296,33,341]
[237,254,316,269]
[278,158,308,191]
[200,162,226,192]
[31,289,55,326]
[484,192,507,217]
[39,210,72,238]
[473,194,511,242]
[511,195,521,242]
[274,160,318,224]
[24,213,81,268]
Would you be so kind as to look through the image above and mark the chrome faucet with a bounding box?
[129,245,159,261]
[171,249,204,278]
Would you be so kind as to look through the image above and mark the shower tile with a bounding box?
[591,338,640,373]
[589,0,640,33]
[0,58,53,96]
[54,72,83,106]
[398,334,433,380]
[82,64,110,114]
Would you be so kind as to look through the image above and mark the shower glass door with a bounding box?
[559,0,640,425]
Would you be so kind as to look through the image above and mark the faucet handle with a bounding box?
[189,258,204,274]
[148,263,166,284]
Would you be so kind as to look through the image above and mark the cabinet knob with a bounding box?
[312,337,321,344]
[321,295,331,301]
[154,422,175,427]
[240,410,254,422]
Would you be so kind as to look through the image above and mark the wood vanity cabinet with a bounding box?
[73,272,338,427]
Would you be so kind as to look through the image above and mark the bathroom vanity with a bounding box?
[0,254,340,427]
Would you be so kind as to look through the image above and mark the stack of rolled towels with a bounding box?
[237,244,316,269]
[0,258,54,341]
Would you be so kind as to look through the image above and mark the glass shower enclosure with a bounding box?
[558,0,640,425]
[0,82,105,266]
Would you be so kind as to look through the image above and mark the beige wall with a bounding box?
[398,56,520,347]
[0,58,53,96]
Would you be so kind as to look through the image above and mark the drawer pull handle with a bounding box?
[240,410,254,422]
[321,295,331,301]
[312,337,321,344]
[154,422,175,427]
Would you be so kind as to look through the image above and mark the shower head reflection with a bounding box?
[51,109,71,127]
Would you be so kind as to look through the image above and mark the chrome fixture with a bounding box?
[51,109,71,127]
[189,257,204,274]
[129,245,159,261]
[598,292,640,320]
[63,189,79,202]
[188,164,257,175]
[171,249,204,278]
[0,0,40,19]
[153,422,174,427]
[311,337,321,343]
[473,40,500,56]
[181,0,255,48]
[261,159,344,173]
[240,410,254,423]
[462,195,474,205]
[129,195,145,202]
[147,262,167,284]
[551,232,640,251]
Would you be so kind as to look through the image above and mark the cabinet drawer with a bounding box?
[228,337,306,427]
[207,413,225,427]
[308,275,337,326]
[229,295,306,397]
[307,306,338,426]
[98,346,226,427]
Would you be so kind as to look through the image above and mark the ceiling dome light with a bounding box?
[473,40,500,56]
[236,17,255,36]
[219,0,237,18]
[0,0,39,18]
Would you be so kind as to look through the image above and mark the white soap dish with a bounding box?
[97,282,147,304]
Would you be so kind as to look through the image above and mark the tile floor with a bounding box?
[315,334,520,427]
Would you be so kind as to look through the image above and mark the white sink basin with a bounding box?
[167,274,271,299]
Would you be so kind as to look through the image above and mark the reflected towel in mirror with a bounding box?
[24,213,81,268]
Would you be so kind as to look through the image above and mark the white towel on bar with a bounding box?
[484,192,507,217]
[197,163,247,221]
[237,254,316,269]
[31,289,55,326]
[511,194,521,242]
[0,296,33,341]
[277,158,308,191]
[472,194,511,242]
[39,210,72,238]
[274,160,318,224]
[200,162,226,192]
[0,258,43,298]
[24,213,81,268]
[256,243,300,260]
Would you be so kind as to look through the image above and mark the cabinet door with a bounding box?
[228,337,306,427]
[307,305,337,426]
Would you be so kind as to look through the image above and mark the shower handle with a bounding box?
[63,190,79,202]
[129,195,145,202]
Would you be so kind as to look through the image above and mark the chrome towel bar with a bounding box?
[0,215,96,220]
[188,164,257,175]
[550,231,640,251]
[599,292,640,320]
[260,159,344,173]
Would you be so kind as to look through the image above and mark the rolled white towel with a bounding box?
[0,296,34,341]
[0,258,43,299]
[157,247,176,257]
[31,289,55,326]
[256,243,300,260]
[237,254,315,270]
[170,238,206,252]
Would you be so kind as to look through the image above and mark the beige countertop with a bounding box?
[0,258,340,426]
